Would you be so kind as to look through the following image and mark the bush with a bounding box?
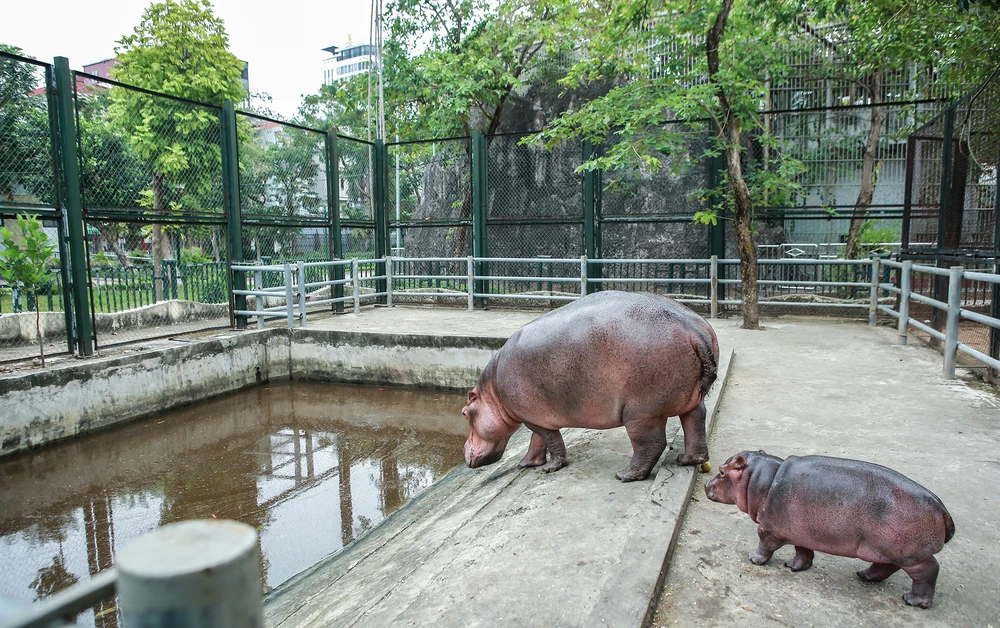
[180,247,212,265]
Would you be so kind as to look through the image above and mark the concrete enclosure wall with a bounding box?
[0,327,502,458]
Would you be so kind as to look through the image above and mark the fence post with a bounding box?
[221,101,246,330]
[283,263,294,330]
[254,270,264,330]
[580,255,588,297]
[943,265,963,379]
[325,131,345,313]
[385,256,393,307]
[710,255,719,319]
[471,131,488,308]
[54,57,93,356]
[374,139,389,304]
[297,261,307,328]
[117,520,262,627]
[869,257,880,327]
[352,258,360,314]
[582,140,601,290]
[898,260,912,345]
[467,255,474,311]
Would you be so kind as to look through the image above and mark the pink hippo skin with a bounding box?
[705,450,955,609]
[461,290,719,482]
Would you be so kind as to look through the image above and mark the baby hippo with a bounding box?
[705,450,955,609]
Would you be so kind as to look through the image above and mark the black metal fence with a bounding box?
[2,47,996,363]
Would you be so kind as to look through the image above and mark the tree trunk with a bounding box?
[36,303,45,367]
[707,0,759,329]
[845,68,885,259]
[95,223,131,266]
[151,173,172,301]
[450,143,476,258]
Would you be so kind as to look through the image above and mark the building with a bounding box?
[79,57,250,93]
[322,38,376,86]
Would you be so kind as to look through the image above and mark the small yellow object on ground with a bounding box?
[700,462,712,473]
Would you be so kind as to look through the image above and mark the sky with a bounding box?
[0,0,373,119]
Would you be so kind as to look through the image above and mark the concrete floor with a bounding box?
[654,318,1000,627]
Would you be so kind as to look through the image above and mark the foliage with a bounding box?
[179,246,212,264]
[0,44,53,204]
[0,214,58,364]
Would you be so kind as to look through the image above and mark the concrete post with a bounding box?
[869,257,881,327]
[254,270,264,330]
[386,256,393,307]
[352,259,360,314]
[580,255,588,297]
[283,263,294,330]
[467,256,474,311]
[116,519,262,628]
[898,261,912,345]
[710,255,719,319]
[943,265,964,379]
[297,261,307,328]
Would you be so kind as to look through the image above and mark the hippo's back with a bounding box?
[492,291,719,430]
[765,455,954,563]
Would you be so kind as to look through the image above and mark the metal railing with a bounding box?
[232,259,387,328]
[231,254,1000,379]
[0,520,261,628]
[875,259,1000,377]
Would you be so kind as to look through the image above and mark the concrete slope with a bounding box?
[264,349,733,628]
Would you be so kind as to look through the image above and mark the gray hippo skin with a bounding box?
[705,450,955,609]
[461,290,719,482]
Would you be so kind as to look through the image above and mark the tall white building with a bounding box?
[322,39,377,85]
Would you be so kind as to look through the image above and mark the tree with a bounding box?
[111,0,246,298]
[1,214,58,366]
[812,0,1000,258]
[0,44,53,205]
[544,0,810,329]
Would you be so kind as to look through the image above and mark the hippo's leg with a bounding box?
[676,400,709,466]
[901,557,939,609]
[521,421,567,473]
[857,562,901,583]
[616,415,667,482]
[783,546,814,572]
[749,526,785,565]
[519,432,548,468]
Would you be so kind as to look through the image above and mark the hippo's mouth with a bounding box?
[467,449,505,469]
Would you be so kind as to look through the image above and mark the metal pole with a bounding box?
[326,131,344,313]
[117,520,263,627]
[869,257,880,327]
[284,263,294,330]
[943,265,963,379]
[221,101,246,330]
[386,256,393,307]
[352,258,360,314]
[898,260,912,345]
[710,255,719,319]
[53,57,93,356]
[297,261,307,328]
[467,255,474,311]
[374,139,389,303]
[394,134,401,250]
[471,132,488,308]
[255,270,264,330]
[580,255,588,297]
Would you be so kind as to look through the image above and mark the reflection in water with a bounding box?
[0,382,467,626]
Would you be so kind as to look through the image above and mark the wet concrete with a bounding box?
[0,381,467,627]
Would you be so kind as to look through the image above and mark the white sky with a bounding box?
[0,0,372,119]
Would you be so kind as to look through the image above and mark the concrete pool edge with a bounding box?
[0,327,508,458]
[260,348,735,628]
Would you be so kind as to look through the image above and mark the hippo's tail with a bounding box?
[943,510,956,544]
[692,326,719,398]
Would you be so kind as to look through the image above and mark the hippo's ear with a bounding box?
[731,454,747,470]
[467,390,478,404]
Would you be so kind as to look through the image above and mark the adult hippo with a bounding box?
[462,290,719,482]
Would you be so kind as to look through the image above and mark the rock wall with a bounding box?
[402,80,787,261]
